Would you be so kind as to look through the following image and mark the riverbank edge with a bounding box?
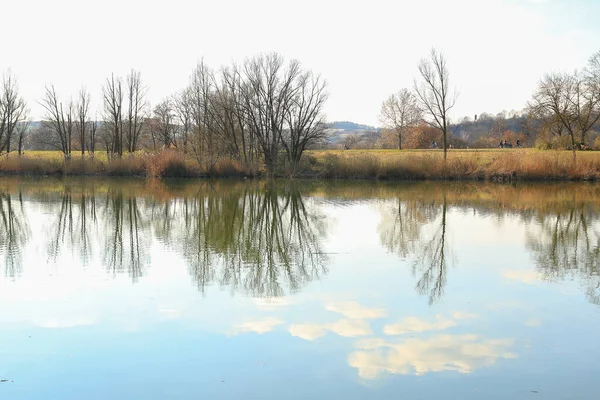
[2,150,600,182]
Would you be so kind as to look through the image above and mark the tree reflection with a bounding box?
[378,199,431,258]
[40,183,148,282]
[378,191,451,305]
[102,189,148,282]
[162,183,328,297]
[413,194,450,305]
[0,189,29,277]
[377,183,600,306]
[6,179,600,305]
[47,188,98,266]
[526,206,600,304]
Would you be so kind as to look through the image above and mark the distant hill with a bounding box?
[450,115,528,142]
[325,121,379,145]
[328,121,378,132]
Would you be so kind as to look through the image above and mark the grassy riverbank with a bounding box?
[0,150,251,178]
[304,149,600,181]
[2,149,600,181]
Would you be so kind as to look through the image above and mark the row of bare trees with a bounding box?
[151,53,328,175]
[101,70,147,157]
[20,53,328,175]
[381,48,600,154]
[379,48,457,159]
[38,71,143,159]
[0,72,29,155]
[527,50,600,155]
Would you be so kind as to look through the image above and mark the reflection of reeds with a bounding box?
[3,177,600,217]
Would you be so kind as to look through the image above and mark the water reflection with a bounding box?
[3,179,600,397]
[1,180,328,294]
[47,188,98,267]
[525,204,600,304]
[102,191,148,281]
[348,334,517,379]
[166,184,328,296]
[375,183,600,305]
[1,179,600,305]
[0,189,29,277]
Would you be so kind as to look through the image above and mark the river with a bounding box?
[0,178,599,399]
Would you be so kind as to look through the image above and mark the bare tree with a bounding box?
[528,71,600,157]
[40,85,74,159]
[15,120,30,156]
[221,64,256,165]
[241,53,301,176]
[88,116,98,157]
[281,71,328,171]
[208,74,240,159]
[414,48,457,160]
[97,121,113,157]
[490,112,507,138]
[343,134,360,149]
[76,87,90,156]
[152,98,176,149]
[585,50,600,99]
[188,60,217,167]
[0,71,28,154]
[102,74,124,158]
[379,88,421,150]
[172,88,193,152]
[125,69,147,153]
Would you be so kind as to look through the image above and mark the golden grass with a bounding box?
[3,148,600,181]
[0,150,250,178]
[303,149,600,181]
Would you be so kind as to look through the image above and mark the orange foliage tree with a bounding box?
[404,123,442,149]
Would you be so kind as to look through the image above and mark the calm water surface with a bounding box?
[0,178,599,399]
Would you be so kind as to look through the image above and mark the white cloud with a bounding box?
[289,324,328,341]
[327,319,373,338]
[384,315,456,335]
[37,317,96,329]
[452,311,478,320]
[349,334,517,379]
[230,318,285,335]
[289,319,373,341]
[502,270,541,285]
[524,318,542,327]
[254,297,294,311]
[326,301,387,319]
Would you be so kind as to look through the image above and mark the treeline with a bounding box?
[1,52,328,175]
[336,114,530,150]
[3,47,600,172]
[528,52,600,151]
[376,48,600,152]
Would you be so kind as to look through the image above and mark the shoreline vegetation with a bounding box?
[3,50,600,183]
[2,149,600,182]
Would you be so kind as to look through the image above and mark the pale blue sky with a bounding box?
[1,0,599,126]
